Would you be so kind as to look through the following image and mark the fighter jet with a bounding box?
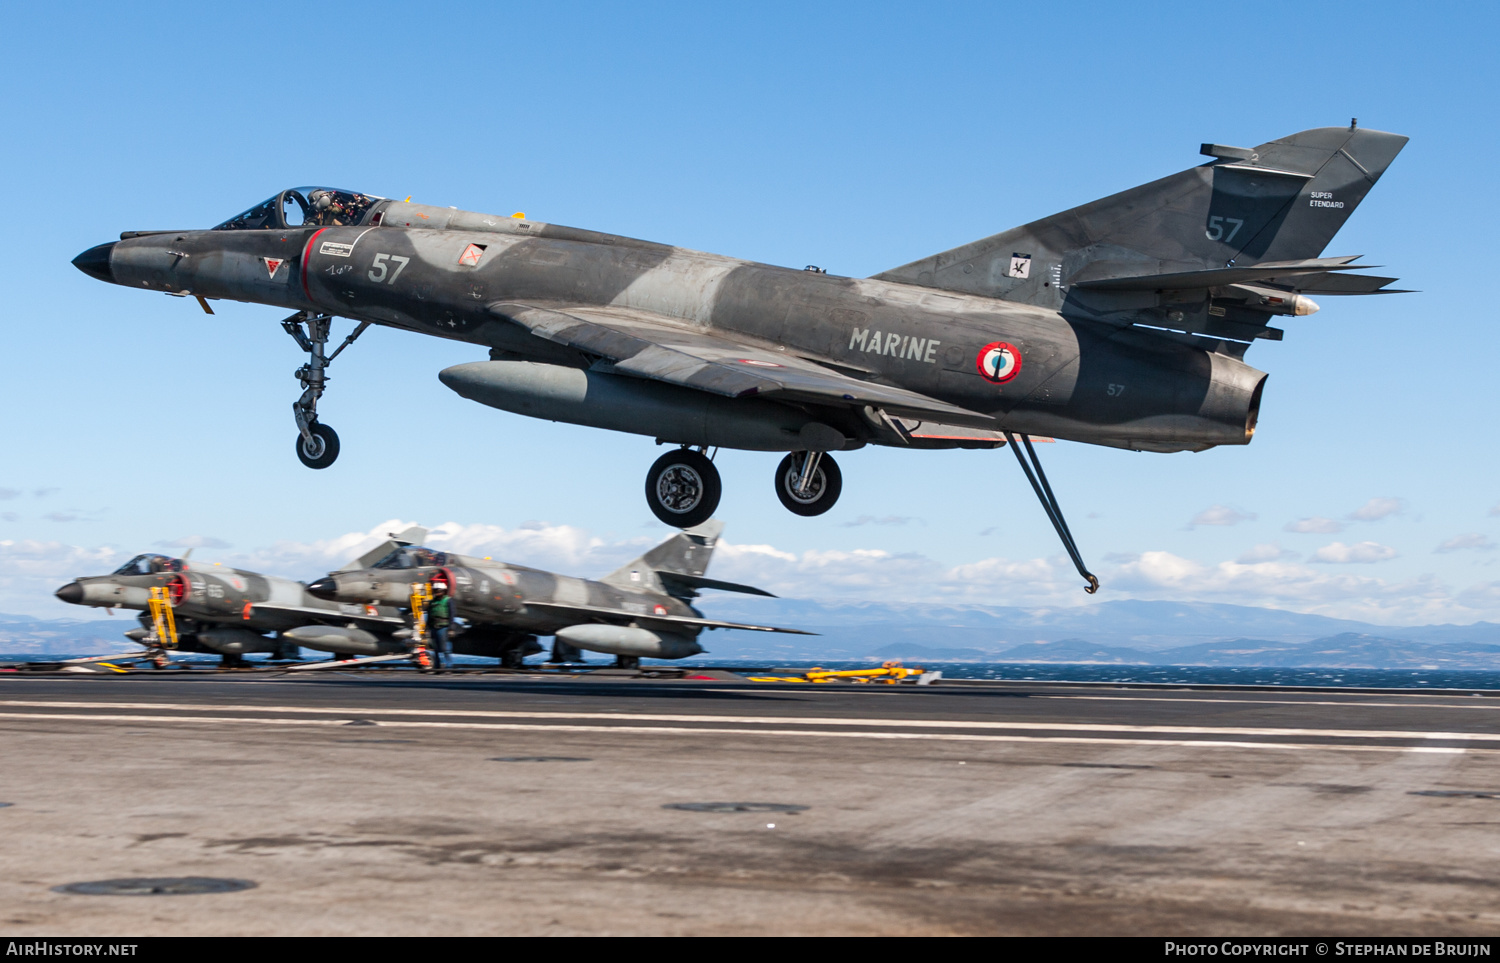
[53,529,428,665]
[72,124,1407,591]
[305,520,808,668]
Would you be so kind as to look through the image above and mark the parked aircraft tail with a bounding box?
[873,124,1407,318]
[601,520,775,599]
[336,525,429,572]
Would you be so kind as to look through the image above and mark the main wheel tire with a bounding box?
[775,452,842,516]
[645,449,722,528]
[295,423,340,469]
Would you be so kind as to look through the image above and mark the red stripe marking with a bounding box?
[301,227,328,301]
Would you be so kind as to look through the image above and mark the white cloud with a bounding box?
[1435,534,1496,554]
[1188,505,1257,528]
[0,539,126,615]
[1284,516,1343,534]
[1236,543,1298,563]
[1105,549,1451,621]
[840,515,922,527]
[1348,497,1404,522]
[207,520,655,588]
[4,521,1499,626]
[1311,541,1399,564]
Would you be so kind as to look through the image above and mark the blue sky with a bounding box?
[1,1,1496,623]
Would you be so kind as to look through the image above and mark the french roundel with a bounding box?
[975,341,1022,383]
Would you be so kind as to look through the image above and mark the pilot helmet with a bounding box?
[310,190,334,212]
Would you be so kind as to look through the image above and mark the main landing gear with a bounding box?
[645,448,722,527]
[644,446,846,527]
[774,451,842,516]
[281,312,370,470]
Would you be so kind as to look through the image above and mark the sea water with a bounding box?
[11,654,1500,690]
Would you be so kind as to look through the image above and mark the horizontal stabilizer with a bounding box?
[1291,273,1409,295]
[657,572,776,599]
[1073,258,1368,292]
[524,599,814,635]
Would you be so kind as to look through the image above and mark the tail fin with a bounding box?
[600,520,775,599]
[874,125,1407,308]
[337,525,428,572]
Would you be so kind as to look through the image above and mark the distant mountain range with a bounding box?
[862,634,1500,670]
[0,614,139,657]
[7,599,1500,669]
[689,598,1500,669]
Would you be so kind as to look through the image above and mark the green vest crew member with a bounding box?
[428,581,454,671]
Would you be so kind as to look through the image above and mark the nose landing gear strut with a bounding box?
[281,312,370,470]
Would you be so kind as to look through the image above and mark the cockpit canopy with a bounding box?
[214,187,382,231]
[370,546,449,570]
[112,554,185,576]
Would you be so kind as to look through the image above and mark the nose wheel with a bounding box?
[774,451,842,516]
[295,423,341,469]
[645,448,721,528]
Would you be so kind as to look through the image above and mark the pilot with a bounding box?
[308,190,348,227]
[427,579,454,671]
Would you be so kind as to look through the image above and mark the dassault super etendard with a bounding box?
[72,124,1407,592]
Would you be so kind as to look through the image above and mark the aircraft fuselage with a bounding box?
[96,206,1264,456]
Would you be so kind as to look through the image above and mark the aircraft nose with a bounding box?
[72,242,116,283]
[306,576,339,601]
[54,582,84,605]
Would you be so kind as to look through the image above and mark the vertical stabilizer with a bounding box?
[601,520,723,594]
[337,526,429,572]
[873,126,1407,308]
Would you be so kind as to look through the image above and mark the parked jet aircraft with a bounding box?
[54,529,426,664]
[73,124,1406,591]
[305,520,808,668]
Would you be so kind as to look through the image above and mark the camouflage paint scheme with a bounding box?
[307,520,807,665]
[53,532,424,660]
[72,126,1406,527]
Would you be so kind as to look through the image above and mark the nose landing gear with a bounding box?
[645,447,722,528]
[296,423,340,469]
[281,312,370,470]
